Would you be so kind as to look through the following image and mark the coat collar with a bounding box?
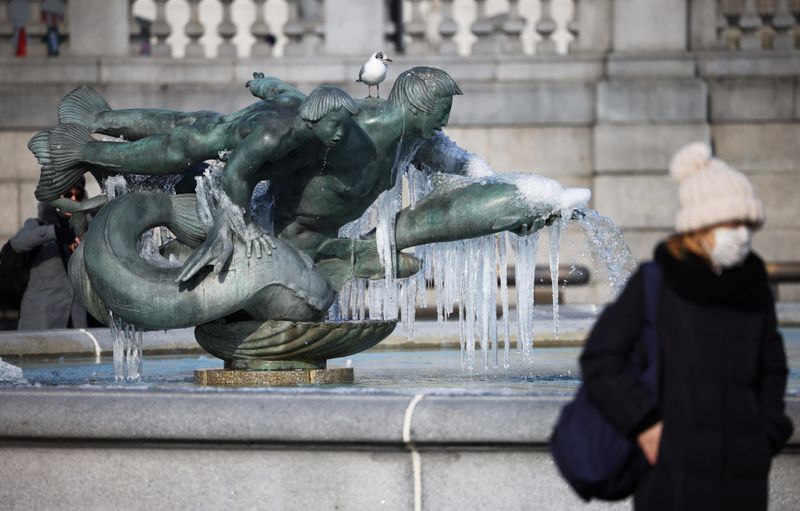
[653,242,773,310]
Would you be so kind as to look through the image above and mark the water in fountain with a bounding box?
[108,311,143,382]
[576,209,637,295]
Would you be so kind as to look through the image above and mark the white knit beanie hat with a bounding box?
[670,142,764,233]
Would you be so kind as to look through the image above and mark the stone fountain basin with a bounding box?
[1,313,799,510]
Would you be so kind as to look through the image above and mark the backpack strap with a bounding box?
[640,262,663,396]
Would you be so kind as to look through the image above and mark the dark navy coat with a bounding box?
[581,245,793,511]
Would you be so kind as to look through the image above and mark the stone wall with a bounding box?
[0,388,797,510]
[5,50,797,302]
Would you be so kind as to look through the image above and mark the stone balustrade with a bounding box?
[4,0,799,59]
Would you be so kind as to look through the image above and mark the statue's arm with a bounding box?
[246,72,307,103]
[412,132,495,178]
[176,130,283,282]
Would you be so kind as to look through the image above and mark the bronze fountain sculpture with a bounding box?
[28,67,590,385]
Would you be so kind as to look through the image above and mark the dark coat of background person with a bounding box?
[580,245,793,511]
[9,203,87,330]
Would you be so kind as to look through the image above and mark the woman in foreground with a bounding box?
[580,142,793,510]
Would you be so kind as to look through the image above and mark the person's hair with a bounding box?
[299,86,360,122]
[388,67,462,113]
[665,230,713,265]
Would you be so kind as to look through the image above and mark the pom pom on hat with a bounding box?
[670,142,712,182]
[671,142,765,233]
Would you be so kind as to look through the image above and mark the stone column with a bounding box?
[323,0,383,56]
[67,0,129,56]
[612,0,688,52]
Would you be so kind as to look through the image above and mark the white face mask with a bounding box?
[707,225,752,270]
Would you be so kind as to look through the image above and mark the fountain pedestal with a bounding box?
[194,367,354,386]
[192,318,396,386]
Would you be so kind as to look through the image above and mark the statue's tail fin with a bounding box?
[28,129,52,169]
[32,124,90,202]
[58,85,110,127]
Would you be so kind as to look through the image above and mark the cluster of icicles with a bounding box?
[331,160,635,371]
[100,138,637,379]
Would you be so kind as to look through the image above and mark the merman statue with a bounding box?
[28,67,590,375]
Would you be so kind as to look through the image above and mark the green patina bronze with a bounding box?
[30,67,579,374]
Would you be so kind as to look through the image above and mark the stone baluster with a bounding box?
[720,0,744,50]
[471,0,498,55]
[184,0,205,58]
[503,0,526,54]
[284,0,323,57]
[739,0,763,48]
[567,0,580,53]
[26,0,47,57]
[152,0,172,57]
[129,0,141,56]
[567,0,611,54]
[251,0,273,57]
[405,0,428,56]
[755,0,778,48]
[286,0,323,57]
[283,0,304,56]
[536,0,557,54]
[439,0,459,56]
[385,0,402,54]
[770,0,795,48]
[217,0,237,58]
[791,0,800,47]
[304,0,324,56]
[0,0,14,56]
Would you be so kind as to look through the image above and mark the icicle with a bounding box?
[513,229,539,362]
[549,218,562,338]
[498,232,511,369]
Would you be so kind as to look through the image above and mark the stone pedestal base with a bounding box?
[194,367,354,387]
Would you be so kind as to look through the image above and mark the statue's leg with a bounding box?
[394,182,557,250]
[82,124,223,174]
[58,85,221,140]
[93,109,222,140]
[31,122,225,201]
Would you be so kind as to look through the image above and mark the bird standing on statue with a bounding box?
[357,51,393,98]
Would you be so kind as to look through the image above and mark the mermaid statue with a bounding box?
[28,67,590,377]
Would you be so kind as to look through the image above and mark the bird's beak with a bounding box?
[384,58,393,63]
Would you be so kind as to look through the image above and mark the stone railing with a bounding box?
[3,1,800,59]
[700,0,800,50]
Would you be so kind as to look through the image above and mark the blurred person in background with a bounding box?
[9,178,88,330]
[579,142,793,511]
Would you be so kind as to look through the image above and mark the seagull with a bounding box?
[357,51,393,98]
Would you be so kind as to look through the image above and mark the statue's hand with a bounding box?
[241,221,277,259]
[176,221,234,283]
